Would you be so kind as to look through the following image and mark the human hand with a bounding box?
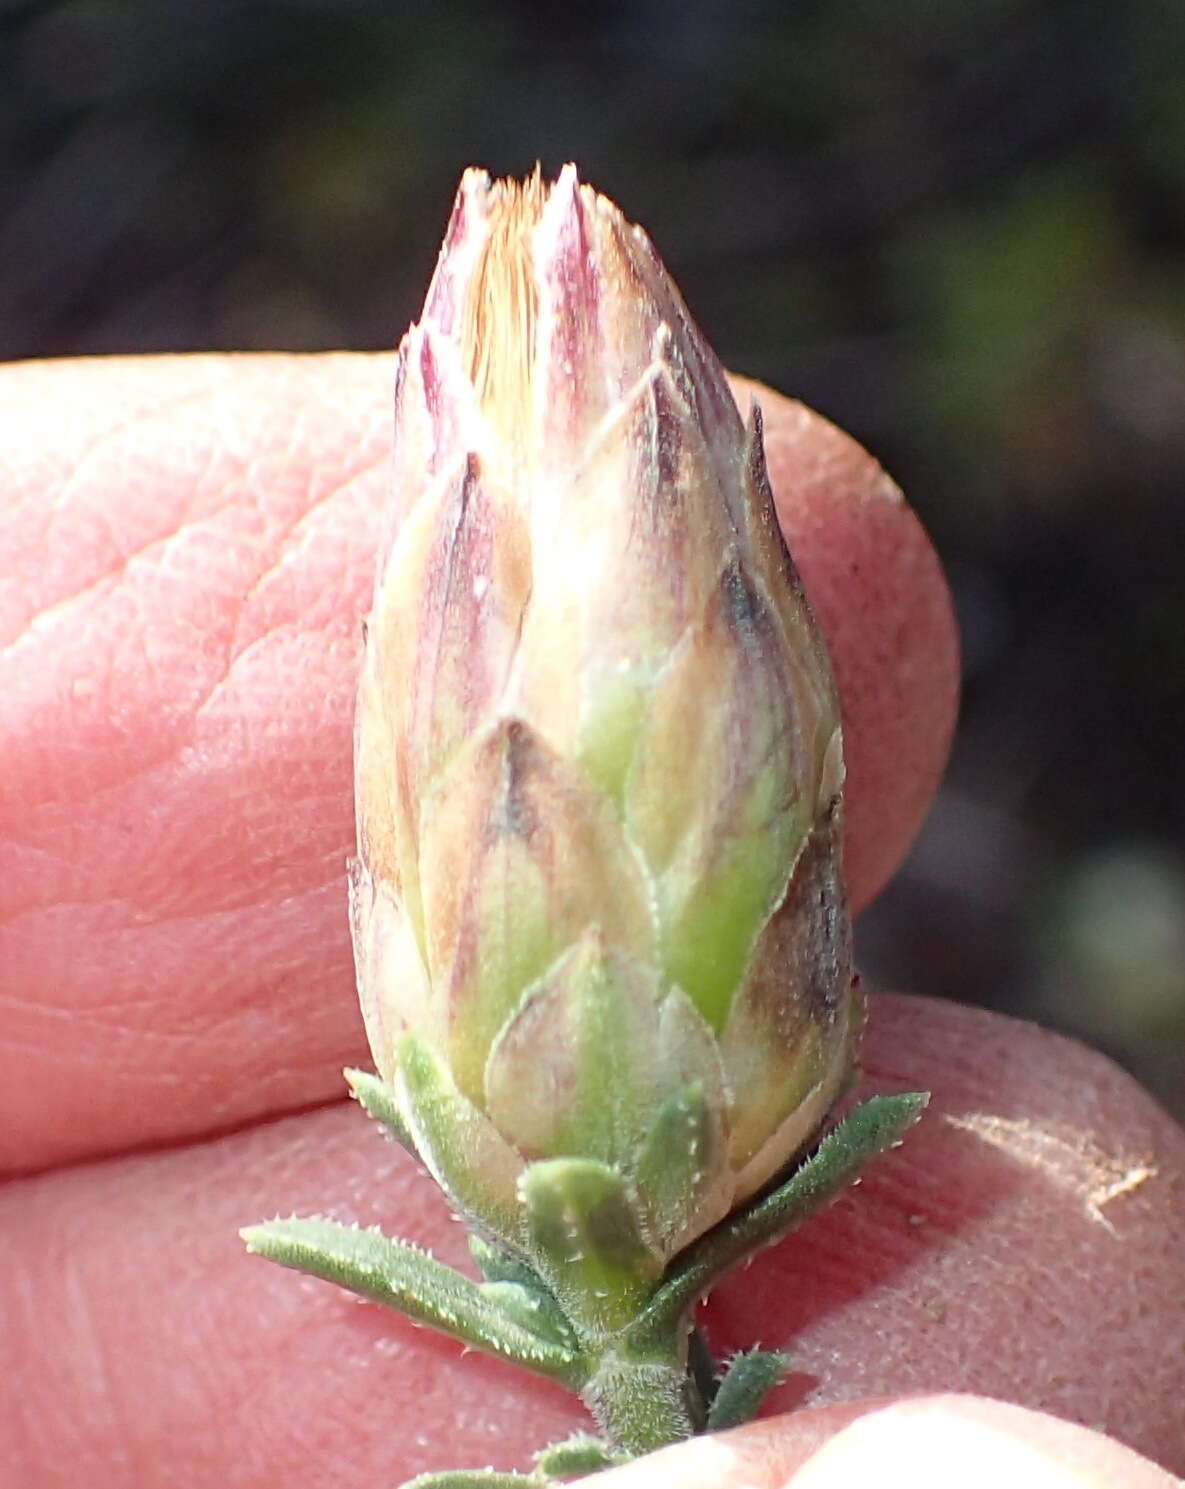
[589,1395,1182,1486]
[1,356,1181,1485]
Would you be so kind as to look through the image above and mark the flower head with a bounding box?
[350,165,856,1268]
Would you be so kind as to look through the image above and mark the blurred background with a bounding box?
[2,0,1182,1116]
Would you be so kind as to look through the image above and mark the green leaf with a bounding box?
[707,1349,787,1431]
[635,1093,929,1345]
[468,1237,576,1353]
[533,1434,628,1478]
[519,1158,664,1337]
[397,1033,526,1244]
[345,1066,417,1154]
[241,1216,581,1386]
[478,1280,578,1352]
[469,1233,544,1286]
[633,1082,727,1256]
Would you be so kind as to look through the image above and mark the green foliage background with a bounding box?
[3,0,1182,1112]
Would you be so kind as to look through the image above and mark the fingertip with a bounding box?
[728,378,960,912]
[782,1396,1180,1488]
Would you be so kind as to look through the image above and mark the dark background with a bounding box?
[3,0,1182,1115]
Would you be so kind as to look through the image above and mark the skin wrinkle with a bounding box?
[4,425,235,653]
[190,620,327,729]
[0,959,353,1167]
[4,592,224,814]
[0,837,341,922]
[222,488,371,657]
[5,597,356,911]
[3,371,380,716]
[0,380,231,627]
[63,1260,137,1473]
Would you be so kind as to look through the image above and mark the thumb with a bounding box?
[586,1396,1180,1489]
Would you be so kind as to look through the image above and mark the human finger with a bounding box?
[4,996,1182,1485]
[0,357,955,1172]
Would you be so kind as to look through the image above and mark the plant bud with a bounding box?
[351,164,857,1265]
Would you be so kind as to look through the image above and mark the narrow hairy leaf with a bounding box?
[469,1233,538,1286]
[468,1237,576,1350]
[533,1434,628,1478]
[345,1066,417,1154]
[635,1092,928,1343]
[706,1349,787,1430]
[633,1082,726,1256]
[398,1033,525,1242]
[241,1217,581,1384]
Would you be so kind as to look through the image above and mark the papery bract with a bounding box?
[351,165,857,1263]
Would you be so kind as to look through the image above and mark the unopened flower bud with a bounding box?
[245,168,929,1473]
[351,164,856,1265]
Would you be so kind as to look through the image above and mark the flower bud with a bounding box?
[351,165,857,1266]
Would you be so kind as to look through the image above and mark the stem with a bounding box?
[581,1348,704,1456]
